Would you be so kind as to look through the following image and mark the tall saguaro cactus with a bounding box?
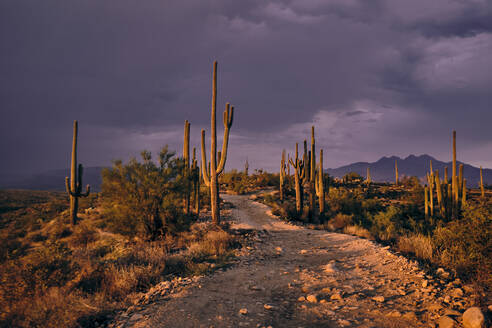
[309,126,316,218]
[452,131,458,211]
[480,166,485,198]
[65,120,90,225]
[280,150,287,201]
[191,147,200,215]
[183,120,191,214]
[315,149,325,215]
[200,61,234,225]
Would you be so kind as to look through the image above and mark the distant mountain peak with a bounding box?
[326,154,491,187]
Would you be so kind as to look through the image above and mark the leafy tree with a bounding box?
[101,146,187,239]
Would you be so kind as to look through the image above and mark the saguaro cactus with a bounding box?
[452,131,458,209]
[424,186,429,218]
[480,166,485,198]
[427,172,434,217]
[309,126,316,218]
[435,170,444,216]
[280,150,287,201]
[200,61,234,225]
[462,178,467,205]
[395,159,399,185]
[289,143,305,215]
[244,158,249,176]
[315,149,325,215]
[65,120,90,225]
[191,148,200,215]
[366,167,371,184]
[183,120,191,214]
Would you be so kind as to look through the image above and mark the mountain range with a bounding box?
[326,154,491,187]
[0,154,490,190]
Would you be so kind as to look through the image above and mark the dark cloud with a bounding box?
[1,0,491,177]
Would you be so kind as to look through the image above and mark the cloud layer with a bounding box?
[1,0,491,175]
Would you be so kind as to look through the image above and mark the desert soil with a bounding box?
[110,194,473,328]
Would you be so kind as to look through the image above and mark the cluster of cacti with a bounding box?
[287,126,326,220]
[65,120,90,225]
[200,61,234,225]
[425,131,467,219]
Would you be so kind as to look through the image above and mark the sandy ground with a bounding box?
[111,194,465,328]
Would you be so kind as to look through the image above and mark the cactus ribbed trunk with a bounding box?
[435,171,444,216]
[309,126,316,219]
[280,150,286,201]
[289,143,304,215]
[200,61,234,225]
[424,186,429,218]
[428,173,434,217]
[444,167,448,184]
[65,120,90,225]
[316,149,325,215]
[183,120,191,215]
[462,178,467,205]
[452,131,458,215]
[480,166,485,198]
[70,121,78,225]
[191,148,200,215]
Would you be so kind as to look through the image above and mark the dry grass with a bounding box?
[397,234,433,261]
[0,209,240,328]
[343,225,373,239]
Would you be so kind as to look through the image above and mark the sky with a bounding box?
[1,0,492,177]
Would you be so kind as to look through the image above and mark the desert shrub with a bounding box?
[433,202,492,286]
[69,222,98,247]
[327,213,353,230]
[369,206,404,241]
[101,146,189,240]
[397,234,433,261]
[188,229,234,260]
[22,241,76,289]
[343,225,373,239]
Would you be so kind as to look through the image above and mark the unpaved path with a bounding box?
[111,194,465,328]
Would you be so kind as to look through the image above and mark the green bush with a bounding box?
[433,202,492,285]
[101,146,190,240]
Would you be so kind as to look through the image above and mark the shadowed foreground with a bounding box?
[111,194,463,327]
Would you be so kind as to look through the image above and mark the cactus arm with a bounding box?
[216,104,233,174]
[65,177,77,196]
[200,129,211,187]
[80,185,91,197]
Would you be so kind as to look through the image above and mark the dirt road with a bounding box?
[111,194,465,328]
